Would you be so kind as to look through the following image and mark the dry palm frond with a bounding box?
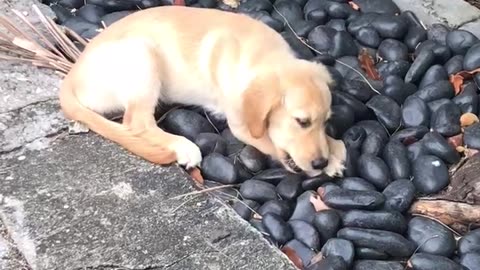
[0,4,87,76]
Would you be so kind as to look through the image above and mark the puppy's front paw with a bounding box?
[170,137,202,170]
[325,137,347,178]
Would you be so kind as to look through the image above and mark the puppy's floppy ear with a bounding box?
[241,76,281,138]
[312,62,333,87]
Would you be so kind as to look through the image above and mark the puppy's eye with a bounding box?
[295,117,311,128]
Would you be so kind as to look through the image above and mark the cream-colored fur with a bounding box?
[59,6,346,177]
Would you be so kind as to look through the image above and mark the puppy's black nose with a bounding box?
[312,158,328,170]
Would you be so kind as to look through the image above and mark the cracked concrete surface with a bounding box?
[0,99,67,153]
[0,0,66,154]
[393,0,480,32]
[1,134,296,270]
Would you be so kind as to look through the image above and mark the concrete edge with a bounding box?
[393,0,480,37]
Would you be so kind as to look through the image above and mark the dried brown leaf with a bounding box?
[447,133,464,150]
[281,246,304,269]
[348,1,360,10]
[450,67,480,95]
[450,74,464,95]
[310,192,330,212]
[465,148,480,158]
[309,252,324,266]
[359,49,381,80]
[188,167,204,185]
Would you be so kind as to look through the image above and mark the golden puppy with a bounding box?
[59,6,346,177]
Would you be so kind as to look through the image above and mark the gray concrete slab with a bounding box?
[393,0,480,28]
[460,20,480,39]
[0,222,30,270]
[0,0,67,154]
[0,133,296,270]
[0,99,66,153]
[0,0,60,113]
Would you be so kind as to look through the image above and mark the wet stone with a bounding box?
[100,11,135,27]
[444,55,464,75]
[323,189,386,210]
[365,95,401,132]
[288,191,317,223]
[313,209,342,242]
[258,200,294,221]
[287,20,318,37]
[262,213,294,245]
[237,0,273,13]
[352,260,403,270]
[464,43,480,70]
[453,82,479,114]
[377,39,408,61]
[421,131,461,165]
[239,179,278,203]
[418,65,448,89]
[458,228,480,255]
[284,240,316,268]
[288,220,322,250]
[381,75,417,104]
[321,238,355,267]
[416,40,452,64]
[77,4,107,24]
[446,30,479,55]
[252,168,291,185]
[401,96,430,128]
[409,253,462,270]
[357,154,392,190]
[382,179,416,213]
[162,109,216,141]
[271,0,304,26]
[354,248,389,260]
[351,0,400,14]
[412,155,449,195]
[238,145,267,173]
[464,123,480,150]
[201,153,239,184]
[355,27,381,48]
[337,177,376,191]
[194,132,227,157]
[407,217,456,257]
[427,23,450,45]
[276,175,304,200]
[233,199,260,220]
[430,102,462,137]
[326,19,347,32]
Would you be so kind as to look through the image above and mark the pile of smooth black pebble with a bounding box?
[41,0,480,269]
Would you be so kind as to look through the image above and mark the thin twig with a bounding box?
[0,4,88,75]
[203,109,221,134]
[168,196,199,214]
[404,235,440,270]
[10,8,64,57]
[167,184,239,200]
[411,213,462,237]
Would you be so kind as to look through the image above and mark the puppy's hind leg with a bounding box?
[122,101,202,170]
[62,39,201,169]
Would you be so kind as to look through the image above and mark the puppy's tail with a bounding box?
[58,77,177,164]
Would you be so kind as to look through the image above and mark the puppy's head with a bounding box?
[242,60,333,177]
